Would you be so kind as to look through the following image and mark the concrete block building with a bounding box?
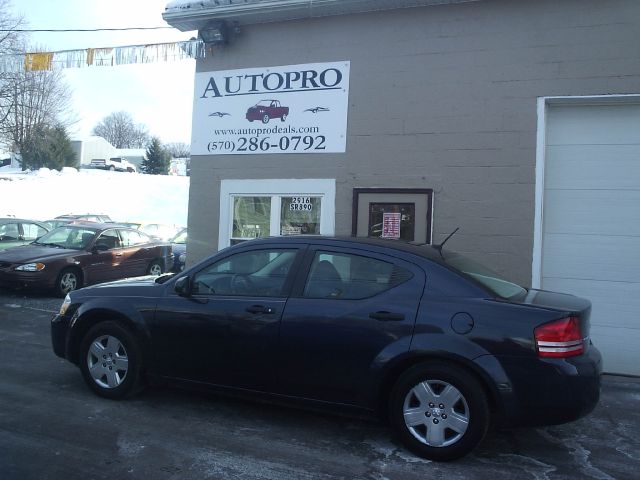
[163,0,640,374]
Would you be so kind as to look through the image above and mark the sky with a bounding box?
[15,0,197,145]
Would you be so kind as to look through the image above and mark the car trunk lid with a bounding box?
[513,289,592,357]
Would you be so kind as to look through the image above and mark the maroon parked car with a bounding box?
[0,224,173,296]
[245,99,289,123]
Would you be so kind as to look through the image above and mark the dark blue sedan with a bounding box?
[51,236,601,461]
[169,228,187,272]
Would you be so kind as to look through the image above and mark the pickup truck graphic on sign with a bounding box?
[245,100,289,124]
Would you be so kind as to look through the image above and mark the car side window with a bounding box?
[140,224,157,236]
[21,223,47,241]
[303,251,413,299]
[192,249,297,297]
[120,229,147,247]
[0,222,19,240]
[94,230,121,250]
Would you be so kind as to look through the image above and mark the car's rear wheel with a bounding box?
[56,268,82,296]
[147,260,163,276]
[79,321,143,399]
[389,362,489,461]
[280,113,287,122]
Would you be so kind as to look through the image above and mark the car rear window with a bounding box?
[441,251,527,300]
[303,251,413,300]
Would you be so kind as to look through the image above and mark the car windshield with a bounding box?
[256,100,271,107]
[441,251,527,300]
[171,229,187,244]
[33,226,97,250]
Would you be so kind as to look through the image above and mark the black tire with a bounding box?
[262,114,270,124]
[79,321,143,399]
[280,113,287,122]
[388,362,489,461]
[55,268,82,297]
[109,165,115,171]
[148,260,164,276]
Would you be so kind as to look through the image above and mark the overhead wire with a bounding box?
[0,26,175,32]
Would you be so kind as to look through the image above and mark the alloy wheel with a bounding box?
[86,335,129,389]
[149,263,163,276]
[59,272,77,294]
[402,379,470,447]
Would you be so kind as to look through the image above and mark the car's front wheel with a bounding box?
[388,362,489,461]
[55,268,82,297]
[79,321,143,399]
[262,114,270,124]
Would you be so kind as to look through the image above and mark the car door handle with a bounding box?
[246,305,275,314]
[369,311,405,322]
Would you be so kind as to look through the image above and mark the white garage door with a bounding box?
[541,102,640,375]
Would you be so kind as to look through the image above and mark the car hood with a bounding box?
[0,245,82,263]
[72,275,169,298]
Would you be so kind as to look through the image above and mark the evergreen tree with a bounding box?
[141,137,171,175]
[20,124,77,170]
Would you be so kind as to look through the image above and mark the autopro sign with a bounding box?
[191,61,350,155]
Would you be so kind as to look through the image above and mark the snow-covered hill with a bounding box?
[0,167,189,227]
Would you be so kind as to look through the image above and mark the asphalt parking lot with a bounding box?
[1,290,639,480]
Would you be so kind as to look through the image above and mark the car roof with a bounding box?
[0,217,49,225]
[55,222,139,232]
[54,214,110,219]
[229,235,445,261]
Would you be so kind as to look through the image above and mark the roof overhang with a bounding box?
[163,0,482,32]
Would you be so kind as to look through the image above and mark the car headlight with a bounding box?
[58,294,71,316]
[15,262,45,272]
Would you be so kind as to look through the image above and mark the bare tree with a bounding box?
[92,111,150,148]
[0,0,25,144]
[0,67,76,153]
[164,142,191,158]
[0,2,77,160]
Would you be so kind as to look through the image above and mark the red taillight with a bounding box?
[534,316,584,358]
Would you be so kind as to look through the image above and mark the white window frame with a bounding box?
[219,179,336,249]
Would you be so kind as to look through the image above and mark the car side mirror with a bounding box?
[174,275,192,297]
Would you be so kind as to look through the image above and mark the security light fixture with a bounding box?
[199,21,229,45]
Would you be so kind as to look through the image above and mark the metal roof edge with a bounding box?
[162,0,482,32]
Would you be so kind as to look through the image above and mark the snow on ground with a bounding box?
[0,167,189,227]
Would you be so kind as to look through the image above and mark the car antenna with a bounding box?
[433,227,459,252]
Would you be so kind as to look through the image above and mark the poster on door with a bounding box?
[192,61,350,155]
[381,213,401,239]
